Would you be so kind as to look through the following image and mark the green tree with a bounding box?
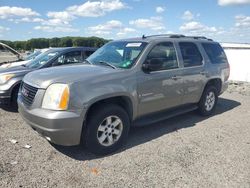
[49,38,61,47]
[60,37,73,47]
[1,36,109,51]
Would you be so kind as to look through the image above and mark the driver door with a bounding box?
[137,42,184,116]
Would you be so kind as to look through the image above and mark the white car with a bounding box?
[0,48,50,68]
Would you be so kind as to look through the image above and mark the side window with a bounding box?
[179,42,203,67]
[56,51,82,65]
[84,50,95,59]
[202,43,227,64]
[146,42,178,71]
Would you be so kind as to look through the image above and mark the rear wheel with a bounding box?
[85,104,130,155]
[198,85,218,116]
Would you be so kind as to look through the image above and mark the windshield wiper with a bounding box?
[97,61,116,69]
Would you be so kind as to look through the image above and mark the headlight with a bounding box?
[0,74,15,84]
[42,84,70,110]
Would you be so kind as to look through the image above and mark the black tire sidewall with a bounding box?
[85,105,130,155]
[11,86,19,109]
[199,86,218,116]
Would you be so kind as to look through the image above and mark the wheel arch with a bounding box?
[85,95,134,123]
[10,81,22,102]
[204,78,222,94]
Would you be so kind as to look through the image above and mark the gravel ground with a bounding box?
[227,81,250,96]
[0,84,250,187]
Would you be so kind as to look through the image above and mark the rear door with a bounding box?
[177,42,207,104]
[137,42,184,116]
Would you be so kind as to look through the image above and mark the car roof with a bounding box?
[116,34,218,44]
[45,47,98,53]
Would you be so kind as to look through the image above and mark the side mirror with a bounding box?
[142,59,163,73]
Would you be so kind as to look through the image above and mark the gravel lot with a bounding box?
[0,83,250,188]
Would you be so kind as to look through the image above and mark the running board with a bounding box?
[133,104,198,127]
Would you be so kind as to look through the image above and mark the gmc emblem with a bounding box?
[21,87,29,97]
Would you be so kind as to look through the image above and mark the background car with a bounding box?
[0,48,51,69]
[0,46,97,109]
[0,42,23,65]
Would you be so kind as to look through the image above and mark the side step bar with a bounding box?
[133,104,198,127]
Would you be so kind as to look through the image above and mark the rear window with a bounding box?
[202,43,227,64]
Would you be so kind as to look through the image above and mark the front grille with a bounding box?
[20,82,38,106]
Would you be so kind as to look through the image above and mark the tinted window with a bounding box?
[56,51,82,65]
[202,43,227,64]
[146,42,178,71]
[179,42,203,67]
[84,50,95,58]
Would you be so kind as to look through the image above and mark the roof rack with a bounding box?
[142,34,213,41]
[142,34,185,39]
[185,36,213,41]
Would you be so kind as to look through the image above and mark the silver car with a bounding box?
[0,47,96,108]
[18,35,230,155]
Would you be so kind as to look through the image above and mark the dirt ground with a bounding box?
[0,83,250,188]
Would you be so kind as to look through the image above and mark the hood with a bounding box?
[0,65,31,75]
[0,60,29,69]
[23,64,119,89]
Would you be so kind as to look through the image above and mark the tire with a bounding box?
[198,85,218,116]
[85,104,130,155]
[11,86,19,111]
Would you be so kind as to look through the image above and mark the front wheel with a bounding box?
[198,86,218,116]
[85,104,130,155]
[11,86,19,110]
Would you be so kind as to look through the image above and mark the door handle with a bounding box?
[171,75,182,80]
[200,71,208,75]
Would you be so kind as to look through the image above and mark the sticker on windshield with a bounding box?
[126,43,142,47]
[121,60,132,68]
[48,53,58,57]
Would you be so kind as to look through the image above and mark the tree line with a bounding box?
[0,36,109,51]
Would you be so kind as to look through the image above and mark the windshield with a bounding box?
[87,41,147,69]
[25,50,59,68]
[24,51,42,61]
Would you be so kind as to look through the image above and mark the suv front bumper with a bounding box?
[18,100,85,146]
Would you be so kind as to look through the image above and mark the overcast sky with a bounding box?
[0,0,250,43]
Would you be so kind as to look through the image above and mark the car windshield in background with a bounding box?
[87,41,147,69]
[24,51,42,61]
[25,50,59,68]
